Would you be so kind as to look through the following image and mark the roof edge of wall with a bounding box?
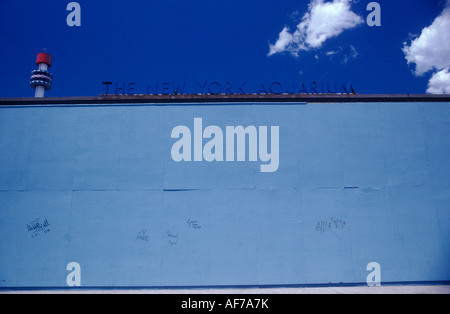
[1,94,450,106]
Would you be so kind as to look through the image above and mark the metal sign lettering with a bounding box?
[101,81,356,96]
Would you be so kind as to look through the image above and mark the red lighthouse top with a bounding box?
[36,53,52,67]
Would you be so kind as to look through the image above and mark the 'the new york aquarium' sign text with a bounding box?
[102,81,356,95]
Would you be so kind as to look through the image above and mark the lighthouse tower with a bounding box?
[30,52,53,98]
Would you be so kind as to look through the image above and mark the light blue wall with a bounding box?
[0,102,449,288]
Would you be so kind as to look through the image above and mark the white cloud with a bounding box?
[268,27,296,56]
[268,0,363,57]
[427,68,450,94]
[402,6,450,76]
[341,44,358,64]
[403,3,450,94]
[326,50,339,56]
[349,44,358,58]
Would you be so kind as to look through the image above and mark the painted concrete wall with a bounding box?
[0,101,449,288]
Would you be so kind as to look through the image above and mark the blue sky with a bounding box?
[0,0,449,97]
